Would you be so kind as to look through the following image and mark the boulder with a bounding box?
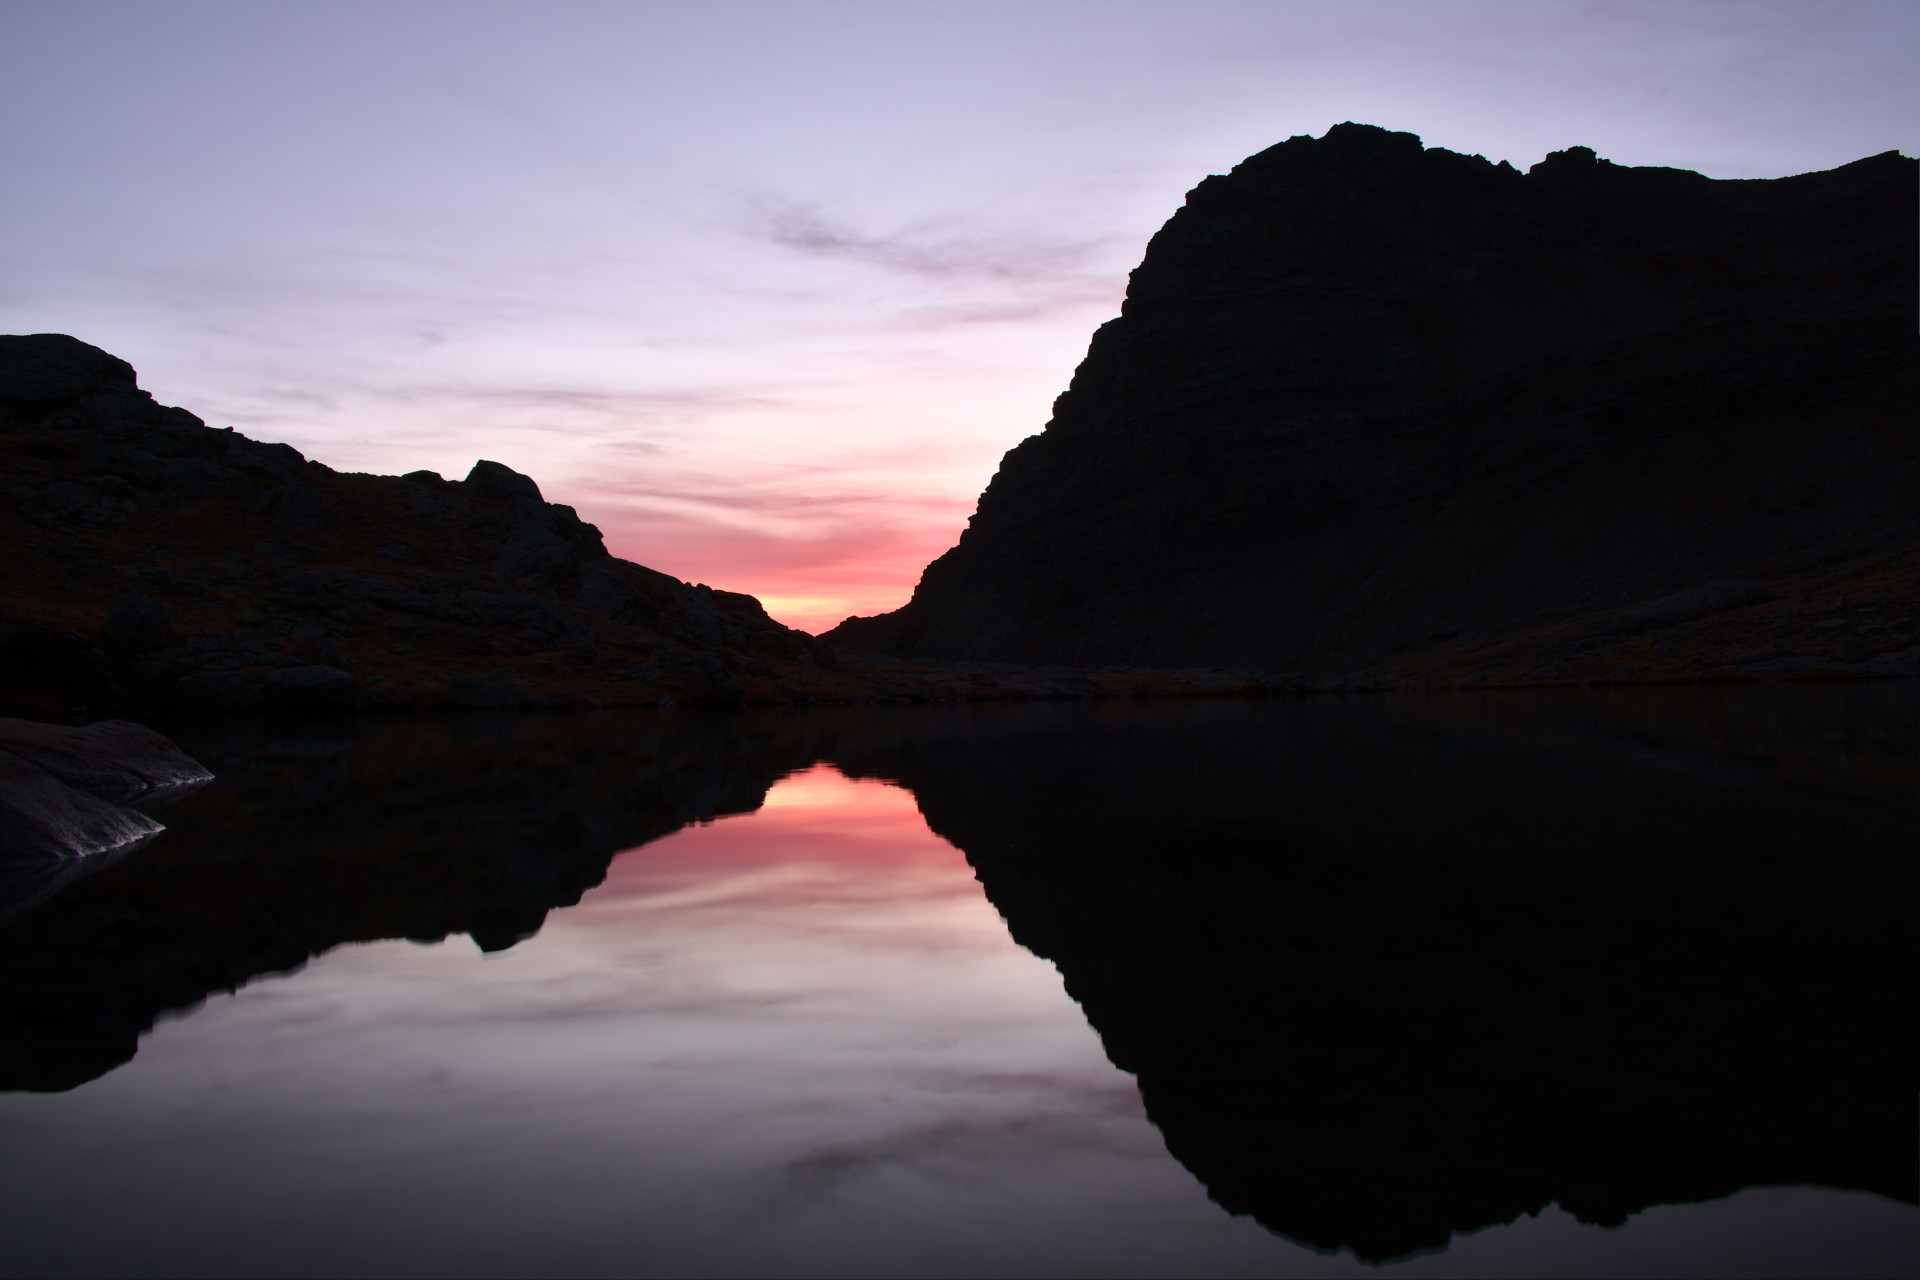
[464,459,543,502]
[171,671,273,711]
[253,482,330,530]
[448,675,541,709]
[262,665,360,709]
[43,480,102,513]
[105,593,174,654]
[574,570,637,620]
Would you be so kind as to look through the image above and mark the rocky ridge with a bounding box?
[825,124,1920,685]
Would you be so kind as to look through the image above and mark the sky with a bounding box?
[3,2,1915,633]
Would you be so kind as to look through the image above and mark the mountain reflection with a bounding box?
[0,687,1913,1262]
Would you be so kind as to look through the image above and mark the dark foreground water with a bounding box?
[0,686,1915,1278]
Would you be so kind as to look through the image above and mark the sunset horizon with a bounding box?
[7,2,1915,634]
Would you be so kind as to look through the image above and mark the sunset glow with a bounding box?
[4,3,1913,632]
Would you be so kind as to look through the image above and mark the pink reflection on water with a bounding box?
[572,764,1035,1015]
[602,764,961,889]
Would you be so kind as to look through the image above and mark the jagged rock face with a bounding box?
[825,124,1920,675]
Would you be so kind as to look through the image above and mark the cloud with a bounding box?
[768,1073,1147,1204]
[752,196,1113,287]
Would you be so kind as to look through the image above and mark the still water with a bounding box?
[0,688,1915,1277]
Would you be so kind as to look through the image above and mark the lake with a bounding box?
[0,686,1914,1277]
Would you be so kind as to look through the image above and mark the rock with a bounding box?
[0,717,212,809]
[464,459,543,502]
[254,538,316,563]
[124,657,189,695]
[0,748,161,862]
[90,474,135,501]
[457,590,587,644]
[1739,654,1856,678]
[1865,645,1920,677]
[1574,580,1776,640]
[823,126,1918,676]
[406,492,461,521]
[42,481,99,512]
[290,633,346,666]
[0,334,139,411]
[0,716,210,925]
[262,665,361,708]
[105,593,174,654]
[85,441,164,488]
[448,675,541,709]
[183,629,243,659]
[497,530,576,586]
[229,440,304,475]
[223,446,292,481]
[159,456,246,498]
[573,570,637,620]
[253,482,330,530]
[0,619,115,703]
[1837,636,1871,664]
[171,671,273,711]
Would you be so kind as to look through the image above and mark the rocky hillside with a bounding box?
[825,124,1920,683]
[0,334,865,713]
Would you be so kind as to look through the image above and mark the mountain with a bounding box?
[824,124,1920,683]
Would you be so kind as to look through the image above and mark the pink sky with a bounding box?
[4,2,1915,633]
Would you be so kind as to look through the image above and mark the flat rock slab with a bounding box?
[0,717,212,922]
[0,717,213,810]
[0,748,162,862]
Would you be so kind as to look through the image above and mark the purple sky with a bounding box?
[4,1,1914,631]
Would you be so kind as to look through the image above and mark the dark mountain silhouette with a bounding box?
[1,692,1912,1262]
[0,333,854,712]
[824,124,1920,684]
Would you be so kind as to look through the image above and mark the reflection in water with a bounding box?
[0,686,1913,1275]
[862,693,1919,1261]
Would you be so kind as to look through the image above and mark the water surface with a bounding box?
[0,687,1914,1277]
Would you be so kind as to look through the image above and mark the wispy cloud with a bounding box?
[752,196,1112,286]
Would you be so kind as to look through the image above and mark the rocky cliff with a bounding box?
[824,124,1920,680]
